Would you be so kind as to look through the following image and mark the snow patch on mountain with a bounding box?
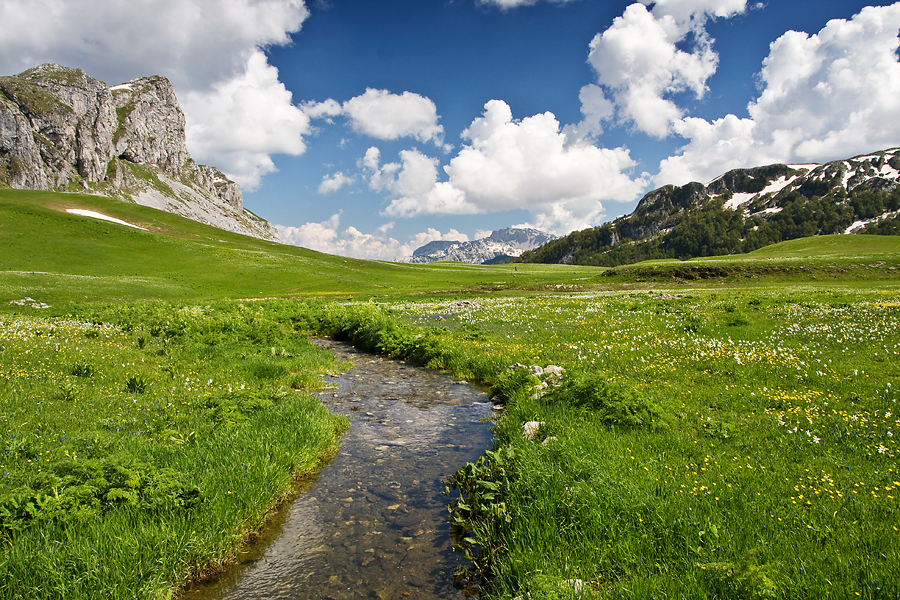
[405,228,556,264]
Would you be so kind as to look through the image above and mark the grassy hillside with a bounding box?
[5,189,900,310]
[587,235,900,287]
[0,189,598,308]
[736,234,900,259]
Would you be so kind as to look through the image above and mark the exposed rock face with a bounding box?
[110,76,191,179]
[0,64,275,241]
[406,228,556,264]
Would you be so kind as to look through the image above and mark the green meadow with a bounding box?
[1,189,899,599]
[0,189,597,307]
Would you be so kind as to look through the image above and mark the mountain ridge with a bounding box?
[0,63,278,241]
[406,227,556,264]
[518,148,900,267]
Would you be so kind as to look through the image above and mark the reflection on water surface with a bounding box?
[184,339,494,600]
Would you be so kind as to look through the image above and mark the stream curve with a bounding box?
[182,338,494,600]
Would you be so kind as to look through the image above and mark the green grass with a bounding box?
[0,189,602,309]
[0,301,347,599]
[372,289,900,599]
[593,236,900,287]
[2,188,900,599]
[731,234,900,259]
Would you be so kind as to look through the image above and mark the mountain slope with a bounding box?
[0,188,602,307]
[518,148,900,266]
[407,228,556,264]
[0,64,277,241]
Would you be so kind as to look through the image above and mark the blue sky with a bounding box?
[2,0,900,259]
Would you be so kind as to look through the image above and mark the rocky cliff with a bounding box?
[0,64,278,241]
[406,228,556,264]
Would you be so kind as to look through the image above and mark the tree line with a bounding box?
[516,186,900,267]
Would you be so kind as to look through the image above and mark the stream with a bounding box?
[182,339,495,600]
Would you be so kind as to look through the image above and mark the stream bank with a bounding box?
[182,338,495,600]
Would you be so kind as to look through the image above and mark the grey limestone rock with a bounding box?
[196,164,243,210]
[0,63,277,242]
[111,76,191,178]
[0,91,48,188]
[0,64,117,187]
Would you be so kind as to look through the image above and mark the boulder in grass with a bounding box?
[523,421,543,440]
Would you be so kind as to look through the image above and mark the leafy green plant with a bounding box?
[124,374,148,394]
[0,455,203,537]
[489,367,538,404]
[57,380,78,402]
[702,548,778,600]
[445,447,516,575]
[71,362,95,377]
[682,313,703,332]
[542,372,660,428]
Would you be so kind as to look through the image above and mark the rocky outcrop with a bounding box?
[110,76,191,180]
[406,228,556,264]
[0,64,276,241]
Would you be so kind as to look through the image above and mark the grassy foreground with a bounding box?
[0,301,346,599]
[2,188,900,598]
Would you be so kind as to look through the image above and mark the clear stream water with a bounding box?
[182,339,494,600]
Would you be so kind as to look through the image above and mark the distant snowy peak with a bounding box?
[412,240,458,258]
[406,228,556,264]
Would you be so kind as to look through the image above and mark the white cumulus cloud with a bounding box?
[640,0,748,25]
[182,51,311,190]
[276,212,468,261]
[0,0,308,89]
[318,171,354,194]
[477,0,580,8]
[0,0,312,190]
[306,88,444,145]
[364,148,480,216]
[587,1,746,137]
[657,2,900,185]
[371,100,647,233]
[564,83,616,142]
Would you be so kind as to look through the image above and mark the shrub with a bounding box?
[124,375,148,394]
[489,367,538,404]
[542,372,660,428]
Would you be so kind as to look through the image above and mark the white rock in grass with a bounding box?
[523,421,543,440]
